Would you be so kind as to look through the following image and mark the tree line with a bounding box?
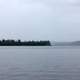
[0,39,51,46]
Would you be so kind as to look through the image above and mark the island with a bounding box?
[0,39,51,46]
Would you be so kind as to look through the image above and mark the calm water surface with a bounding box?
[0,46,80,80]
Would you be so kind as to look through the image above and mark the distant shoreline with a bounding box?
[52,41,80,46]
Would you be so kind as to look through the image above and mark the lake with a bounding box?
[0,46,80,80]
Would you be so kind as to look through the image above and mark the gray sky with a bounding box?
[0,0,80,41]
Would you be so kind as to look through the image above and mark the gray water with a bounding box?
[0,46,80,80]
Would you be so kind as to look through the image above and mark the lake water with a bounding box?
[0,46,80,80]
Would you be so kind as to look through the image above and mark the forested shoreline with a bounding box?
[0,39,51,46]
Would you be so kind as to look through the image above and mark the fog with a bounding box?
[0,0,80,41]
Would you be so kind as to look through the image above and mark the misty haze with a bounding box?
[0,0,80,80]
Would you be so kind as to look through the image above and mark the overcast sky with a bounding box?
[0,0,80,41]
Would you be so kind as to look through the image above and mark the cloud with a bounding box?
[0,0,80,41]
[65,0,80,6]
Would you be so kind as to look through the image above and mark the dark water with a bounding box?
[0,46,80,80]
